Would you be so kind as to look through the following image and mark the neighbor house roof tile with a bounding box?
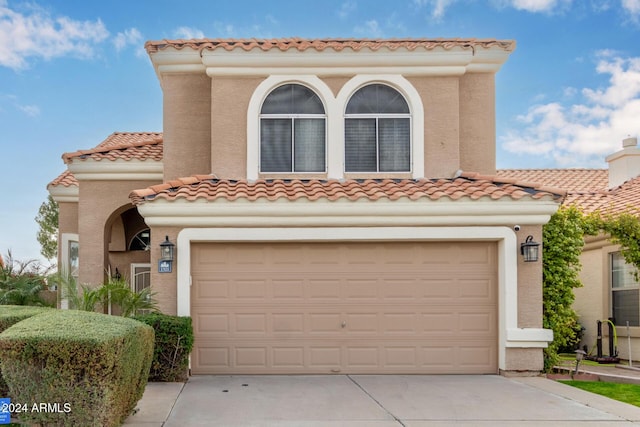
[497,169,640,216]
[496,169,608,193]
[129,173,564,206]
[62,132,162,164]
[145,37,516,54]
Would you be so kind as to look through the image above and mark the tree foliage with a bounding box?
[35,195,59,260]
[542,206,587,370]
[592,212,640,280]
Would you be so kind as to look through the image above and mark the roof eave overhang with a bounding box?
[47,183,79,203]
[149,45,512,79]
[67,159,164,181]
[136,197,560,228]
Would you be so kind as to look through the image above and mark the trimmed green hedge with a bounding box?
[0,310,154,427]
[0,305,53,332]
[134,313,193,382]
[0,305,53,396]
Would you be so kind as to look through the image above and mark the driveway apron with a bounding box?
[133,375,640,426]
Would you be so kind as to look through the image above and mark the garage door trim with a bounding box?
[176,226,546,371]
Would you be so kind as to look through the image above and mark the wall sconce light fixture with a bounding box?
[159,235,175,262]
[520,235,540,262]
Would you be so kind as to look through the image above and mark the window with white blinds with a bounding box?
[260,84,326,173]
[345,84,411,173]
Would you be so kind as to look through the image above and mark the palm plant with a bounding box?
[54,273,158,317]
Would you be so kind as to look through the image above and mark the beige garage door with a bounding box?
[190,241,498,374]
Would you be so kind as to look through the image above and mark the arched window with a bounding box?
[260,84,326,173]
[345,84,411,172]
[129,229,150,251]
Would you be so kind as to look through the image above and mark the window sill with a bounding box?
[344,172,414,180]
[258,173,328,180]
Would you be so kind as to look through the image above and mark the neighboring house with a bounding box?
[48,38,565,375]
[499,137,640,362]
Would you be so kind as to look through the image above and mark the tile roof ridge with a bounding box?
[609,175,640,192]
[62,136,163,163]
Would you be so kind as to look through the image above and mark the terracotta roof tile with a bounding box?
[129,174,563,206]
[497,169,640,215]
[497,169,608,193]
[48,170,78,188]
[145,37,516,54]
[62,132,162,164]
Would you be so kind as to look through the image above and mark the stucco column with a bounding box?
[163,73,212,181]
[459,73,497,175]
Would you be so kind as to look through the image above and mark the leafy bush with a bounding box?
[0,305,53,397]
[0,310,154,426]
[134,313,193,382]
[543,206,587,371]
[0,252,54,307]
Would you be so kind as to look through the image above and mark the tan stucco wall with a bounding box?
[211,77,263,179]
[574,236,640,362]
[504,348,544,372]
[575,238,609,354]
[407,76,461,178]
[160,73,498,181]
[459,73,496,175]
[148,226,181,315]
[322,76,352,97]
[77,179,159,287]
[163,73,212,181]
[516,225,543,328]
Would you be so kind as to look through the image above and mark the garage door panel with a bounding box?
[272,347,305,368]
[191,241,498,374]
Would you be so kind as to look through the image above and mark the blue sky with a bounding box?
[2,0,640,264]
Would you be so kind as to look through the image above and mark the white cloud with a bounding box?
[0,1,109,70]
[338,1,357,19]
[622,0,640,15]
[173,26,205,39]
[501,53,640,167]
[354,19,384,38]
[412,0,458,20]
[492,0,572,13]
[113,27,143,53]
[17,104,39,117]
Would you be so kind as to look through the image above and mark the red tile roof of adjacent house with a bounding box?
[144,37,516,54]
[497,169,640,216]
[62,132,162,164]
[129,172,564,206]
[497,169,608,193]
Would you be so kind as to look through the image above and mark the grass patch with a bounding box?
[559,381,640,407]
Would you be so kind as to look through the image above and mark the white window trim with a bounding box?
[248,76,337,180]
[60,233,79,310]
[336,75,424,178]
[247,74,424,180]
[131,263,152,293]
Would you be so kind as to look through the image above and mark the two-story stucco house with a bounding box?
[48,38,564,375]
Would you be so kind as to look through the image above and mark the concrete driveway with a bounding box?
[125,375,640,426]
